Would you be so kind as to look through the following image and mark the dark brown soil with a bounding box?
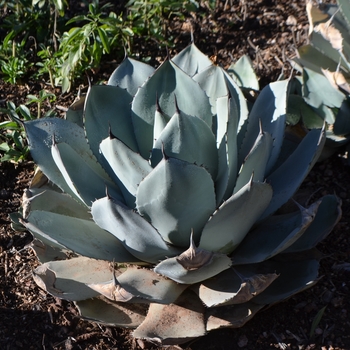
[1,0,350,349]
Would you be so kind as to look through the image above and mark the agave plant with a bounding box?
[291,0,350,158]
[17,43,341,345]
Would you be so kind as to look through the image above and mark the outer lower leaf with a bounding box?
[117,267,188,304]
[30,238,74,263]
[194,267,278,307]
[133,290,206,345]
[24,118,96,201]
[171,42,212,77]
[199,180,273,254]
[151,109,218,180]
[154,251,232,284]
[231,201,319,265]
[131,60,213,159]
[76,296,147,327]
[22,187,91,220]
[284,194,342,252]
[227,55,259,90]
[23,210,137,262]
[136,157,216,247]
[107,57,155,96]
[206,302,264,331]
[91,196,179,263]
[261,128,326,219]
[253,259,320,305]
[33,257,115,301]
[100,135,152,197]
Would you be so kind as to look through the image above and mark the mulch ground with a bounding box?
[1,0,350,349]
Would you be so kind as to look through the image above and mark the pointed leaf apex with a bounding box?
[174,94,180,114]
[108,124,116,139]
[176,232,214,270]
[88,268,135,302]
[161,142,169,160]
[259,119,264,135]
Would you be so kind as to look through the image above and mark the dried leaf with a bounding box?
[314,21,343,51]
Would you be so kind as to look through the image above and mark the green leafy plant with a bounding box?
[126,0,199,43]
[58,0,134,93]
[17,44,341,345]
[292,0,350,158]
[0,91,56,162]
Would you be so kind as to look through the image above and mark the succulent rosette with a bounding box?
[17,43,341,345]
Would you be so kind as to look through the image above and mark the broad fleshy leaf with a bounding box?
[151,108,218,179]
[23,210,136,262]
[108,57,155,96]
[131,59,213,159]
[199,180,273,254]
[137,156,216,246]
[194,267,278,307]
[33,257,115,301]
[76,296,147,327]
[91,196,179,263]
[231,201,320,264]
[133,291,206,345]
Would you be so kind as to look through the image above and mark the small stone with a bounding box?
[238,335,248,348]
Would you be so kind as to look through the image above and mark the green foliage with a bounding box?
[18,44,341,345]
[0,90,56,162]
[0,0,203,92]
[126,0,199,43]
[58,1,134,93]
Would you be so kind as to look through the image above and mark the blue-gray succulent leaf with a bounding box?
[24,118,91,201]
[133,290,206,345]
[33,257,117,301]
[171,42,213,77]
[252,259,320,305]
[233,129,273,194]
[84,85,138,160]
[239,80,289,174]
[193,266,278,307]
[227,55,259,90]
[231,200,320,265]
[76,297,147,327]
[215,95,239,205]
[193,65,228,115]
[284,194,342,253]
[131,59,213,159]
[136,157,216,247]
[23,210,137,262]
[199,180,273,254]
[150,107,218,180]
[91,196,179,263]
[90,267,187,304]
[108,56,155,96]
[51,140,123,206]
[261,127,326,219]
[154,236,232,284]
[100,134,153,198]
